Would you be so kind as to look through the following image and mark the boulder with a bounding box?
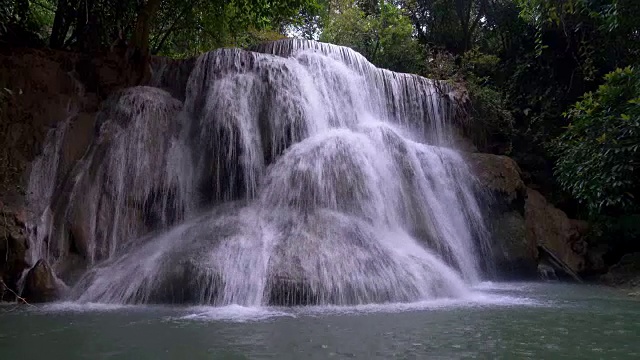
[21,260,63,303]
[601,253,640,290]
[538,258,559,280]
[525,188,588,274]
[585,245,609,275]
[467,153,526,205]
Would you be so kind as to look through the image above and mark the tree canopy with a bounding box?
[553,67,640,215]
[0,0,320,55]
[320,1,423,73]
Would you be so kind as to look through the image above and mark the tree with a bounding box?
[150,0,320,57]
[502,0,640,187]
[1,0,56,47]
[320,0,424,73]
[130,0,163,57]
[553,67,640,215]
[404,0,489,54]
[4,0,319,55]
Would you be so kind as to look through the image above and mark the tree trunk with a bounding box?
[70,0,99,52]
[49,0,69,48]
[130,0,163,57]
[125,0,163,85]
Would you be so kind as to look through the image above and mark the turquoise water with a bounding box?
[1,282,639,359]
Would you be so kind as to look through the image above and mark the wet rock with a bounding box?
[149,56,197,101]
[58,112,97,178]
[488,211,537,279]
[467,153,526,205]
[22,260,63,303]
[525,188,588,274]
[0,204,30,301]
[267,275,319,306]
[450,129,478,153]
[601,253,640,289]
[467,153,537,279]
[586,245,609,275]
[466,153,591,280]
[147,259,222,305]
[538,259,558,280]
[0,49,101,173]
[1,49,180,297]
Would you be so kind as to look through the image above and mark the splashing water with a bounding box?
[27,40,490,306]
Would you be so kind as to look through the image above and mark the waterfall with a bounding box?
[26,39,490,306]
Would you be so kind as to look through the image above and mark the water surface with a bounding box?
[1,282,638,359]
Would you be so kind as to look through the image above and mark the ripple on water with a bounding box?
[293,292,541,317]
[38,302,138,313]
[167,290,541,322]
[24,286,542,323]
[173,305,295,323]
[472,281,537,292]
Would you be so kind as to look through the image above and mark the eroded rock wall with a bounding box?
[0,203,28,301]
[525,188,588,274]
[467,153,536,279]
[0,48,154,300]
[468,153,590,280]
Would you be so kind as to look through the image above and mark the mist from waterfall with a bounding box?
[26,39,490,306]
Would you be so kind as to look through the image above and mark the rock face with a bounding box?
[21,260,62,302]
[467,153,537,279]
[267,275,319,306]
[0,49,99,200]
[0,204,29,301]
[467,153,527,204]
[525,188,588,274]
[0,49,158,297]
[468,153,590,280]
[0,48,159,202]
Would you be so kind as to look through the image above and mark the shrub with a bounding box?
[553,67,640,215]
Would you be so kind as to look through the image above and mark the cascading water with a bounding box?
[26,39,490,306]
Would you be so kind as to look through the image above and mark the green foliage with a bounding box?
[1,0,318,55]
[373,3,424,73]
[320,1,424,73]
[515,0,639,79]
[404,0,489,55]
[463,51,514,153]
[553,67,640,215]
[0,0,55,45]
[424,48,513,153]
[320,6,374,55]
[589,214,640,249]
[152,0,319,56]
